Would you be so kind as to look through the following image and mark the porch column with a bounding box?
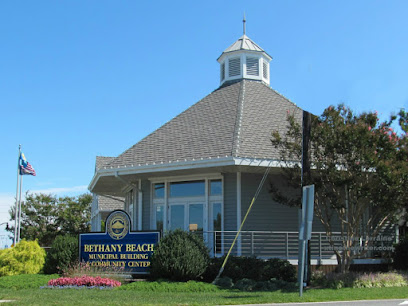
[237,172,242,256]
[97,213,101,232]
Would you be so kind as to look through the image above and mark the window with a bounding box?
[229,57,241,77]
[155,205,164,232]
[211,202,223,254]
[170,205,184,230]
[210,179,222,195]
[170,180,205,197]
[152,178,223,236]
[246,57,259,76]
[189,204,204,232]
[212,203,222,231]
[154,183,165,198]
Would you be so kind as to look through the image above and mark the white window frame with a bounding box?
[150,174,224,239]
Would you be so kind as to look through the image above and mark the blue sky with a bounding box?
[1,1,407,245]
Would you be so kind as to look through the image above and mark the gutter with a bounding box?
[88,156,287,192]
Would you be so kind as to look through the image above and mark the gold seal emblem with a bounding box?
[107,211,129,240]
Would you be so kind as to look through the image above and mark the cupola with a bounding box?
[217,17,272,86]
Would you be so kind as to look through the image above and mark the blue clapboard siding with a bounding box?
[240,173,334,232]
[223,173,237,231]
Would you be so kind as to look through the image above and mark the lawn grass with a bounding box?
[0,274,406,305]
[0,286,407,305]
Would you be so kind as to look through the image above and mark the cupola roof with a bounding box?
[218,34,272,60]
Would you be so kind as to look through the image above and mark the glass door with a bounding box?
[188,203,204,232]
[169,204,185,230]
[168,203,204,232]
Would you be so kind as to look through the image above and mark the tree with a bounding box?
[57,194,92,235]
[271,105,407,272]
[8,193,92,246]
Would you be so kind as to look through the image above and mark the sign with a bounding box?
[298,184,315,297]
[79,210,160,274]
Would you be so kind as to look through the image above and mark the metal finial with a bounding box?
[243,13,246,35]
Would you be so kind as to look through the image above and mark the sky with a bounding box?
[1,1,407,246]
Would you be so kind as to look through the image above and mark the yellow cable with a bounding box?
[213,167,270,282]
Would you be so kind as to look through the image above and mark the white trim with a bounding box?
[164,182,168,232]
[204,178,209,238]
[149,173,222,183]
[237,172,242,256]
[89,156,295,193]
[149,176,224,238]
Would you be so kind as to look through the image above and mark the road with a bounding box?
[231,299,408,306]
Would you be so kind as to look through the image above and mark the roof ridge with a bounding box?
[231,80,246,157]
[268,86,302,112]
[246,79,304,113]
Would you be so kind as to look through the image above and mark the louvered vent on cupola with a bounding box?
[263,61,269,79]
[229,57,241,77]
[246,57,259,76]
[220,62,225,81]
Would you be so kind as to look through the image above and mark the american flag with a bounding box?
[19,153,36,176]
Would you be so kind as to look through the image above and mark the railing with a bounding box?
[200,231,396,260]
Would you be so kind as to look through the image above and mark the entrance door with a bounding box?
[168,203,204,232]
[169,204,185,230]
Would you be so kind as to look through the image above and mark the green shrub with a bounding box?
[214,276,234,288]
[393,238,408,270]
[0,240,46,276]
[203,256,296,283]
[312,271,408,289]
[150,230,210,281]
[43,235,79,274]
[235,278,257,291]
[263,258,297,282]
[0,273,58,289]
[310,270,328,287]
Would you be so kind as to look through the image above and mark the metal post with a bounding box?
[286,232,289,259]
[17,174,23,243]
[13,145,21,246]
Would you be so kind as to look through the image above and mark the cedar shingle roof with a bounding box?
[94,156,124,210]
[102,80,302,170]
[97,195,124,211]
[96,156,115,171]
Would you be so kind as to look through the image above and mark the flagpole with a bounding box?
[17,174,23,243]
[13,145,21,246]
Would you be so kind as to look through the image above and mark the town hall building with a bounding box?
[89,26,394,264]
